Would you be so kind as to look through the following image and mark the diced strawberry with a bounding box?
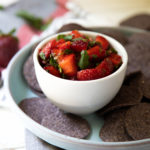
[51,48,62,56]
[44,65,60,77]
[96,58,114,78]
[58,54,77,77]
[71,40,88,52]
[71,30,82,38]
[77,68,99,81]
[87,45,106,59]
[96,35,109,50]
[0,35,18,67]
[41,39,56,58]
[108,53,122,66]
[56,39,66,48]
[59,41,71,50]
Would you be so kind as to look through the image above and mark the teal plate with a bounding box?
[5,27,150,150]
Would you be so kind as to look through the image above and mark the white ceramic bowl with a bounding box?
[33,31,128,114]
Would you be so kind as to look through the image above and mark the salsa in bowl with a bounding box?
[33,31,128,114]
[38,30,122,81]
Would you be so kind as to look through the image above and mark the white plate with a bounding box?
[5,27,150,150]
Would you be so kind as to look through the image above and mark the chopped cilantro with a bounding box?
[49,55,58,68]
[57,34,73,41]
[78,50,89,69]
[57,34,65,40]
[58,65,63,73]
[89,41,96,47]
[73,37,87,42]
[84,35,89,40]
[110,48,117,54]
[92,54,98,59]
[64,49,73,55]
[39,52,46,60]
[106,48,117,56]
[64,35,73,40]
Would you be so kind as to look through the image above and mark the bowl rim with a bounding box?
[33,30,128,83]
[5,29,150,148]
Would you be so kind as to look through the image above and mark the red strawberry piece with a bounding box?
[71,30,82,38]
[77,68,99,81]
[56,39,65,48]
[59,41,71,50]
[96,58,114,78]
[41,39,56,58]
[0,35,18,68]
[96,35,109,50]
[51,48,62,56]
[71,40,88,52]
[58,54,77,77]
[44,65,60,77]
[87,45,106,59]
[108,53,122,66]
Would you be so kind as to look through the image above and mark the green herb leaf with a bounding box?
[49,55,58,68]
[106,48,117,56]
[64,49,73,55]
[63,35,73,41]
[0,5,4,10]
[78,50,89,69]
[17,10,43,30]
[0,28,16,36]
[58,65,63,73]
[89,41,96,47]
[110,48,117,54]
[57,34,73,41]
[41,18,52,31]
[73,37,87,42]
[57,34,65,40]
[39,52,46,60]
[92,54,98,59]
[8,28,16,35]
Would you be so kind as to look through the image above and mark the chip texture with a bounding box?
[97,85,142,116]
[23,54,44,95]
[120,14,150,30]
[125,43,150,79]
[41,113,90,139]
[128,32,150,48]
[19,98,62,123]
[99,29,128,45]
[100,109,132,142]
[125,103,150,140]
[57,23,88,33]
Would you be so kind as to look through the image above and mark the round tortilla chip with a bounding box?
[57,23,88,33]
[125,72,150,99]
[23,54,42,93]
[142,80,150,100]
[120,14,150,31]
[125,43,150,79]
[97,85,142,116]
[99,29,128,45]
[31,88,45,98]
[128,32,150,48]
[41,113,90,139]
[19,98,62,123]
[100,109,132,142]
[125,103,150,140]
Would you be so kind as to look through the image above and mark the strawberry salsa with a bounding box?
[38,30,122,81]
